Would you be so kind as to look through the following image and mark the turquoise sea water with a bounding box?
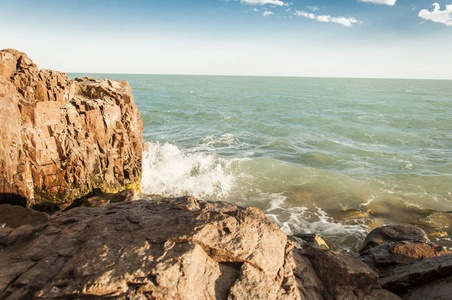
[71,74,452,253]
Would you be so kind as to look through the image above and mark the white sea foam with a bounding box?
[267,193,287,212]
[268,201,368,253]
[141,142,239,199]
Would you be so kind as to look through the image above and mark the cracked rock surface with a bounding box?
[0,49,142,210]
[0,197,398,299]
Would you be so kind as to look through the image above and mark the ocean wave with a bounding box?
[141,142,244,199]
[140,141,452,253]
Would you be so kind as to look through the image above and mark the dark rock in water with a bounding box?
[0,197,399,299]
[0,204,49,228]
[381,254,452,299]
[358,240,451,278]
[358,225,452,299]
[359,225,429,253]
[0,49,143,210]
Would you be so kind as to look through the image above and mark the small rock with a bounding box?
[291,233,329,250]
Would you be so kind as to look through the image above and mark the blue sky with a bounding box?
[1,0,451,79]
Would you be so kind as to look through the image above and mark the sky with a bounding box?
[1,0,451,79]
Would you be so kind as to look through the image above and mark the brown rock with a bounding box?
[0,204,49,228]
[358,226,451,278]
[0,197,399,299]
[0,49,143,210]
[299,249,400,300]
[358,225,452,299]
[0,198,293,299]
[400,275,452,300]
[381,254,452,297]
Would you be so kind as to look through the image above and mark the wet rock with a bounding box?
[381,253,452,299]
[0,49,143,209]
[359,225,429,253]
[358,240,451,278]
[358,225,452,299]
[0,197,399,299]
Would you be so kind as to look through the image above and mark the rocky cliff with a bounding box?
[0,49,143,210]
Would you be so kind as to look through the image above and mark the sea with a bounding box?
[70,74,452,254]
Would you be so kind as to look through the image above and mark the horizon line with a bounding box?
[65,72,452,81]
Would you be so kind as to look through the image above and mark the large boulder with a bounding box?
[0,49,143,210]
[0,197,398,299]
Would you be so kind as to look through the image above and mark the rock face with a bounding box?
[0,197,398,300]
[0,49,143,209]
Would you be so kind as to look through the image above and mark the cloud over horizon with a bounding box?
[359,0,397,6]
[294,10,358,27]
[262,11,274,16]
[419,3,452,26]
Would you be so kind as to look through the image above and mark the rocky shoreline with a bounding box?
[1,49,451,299]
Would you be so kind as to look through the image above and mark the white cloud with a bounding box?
[331,17,359,27]
[359,0,396,6]
[307,6,319,12]
[239,0,286,6]
[419,3,452,26]
[262,11,274,16]
[294,10,358,27]
[316,15,331,22]
[295,11,315,19]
